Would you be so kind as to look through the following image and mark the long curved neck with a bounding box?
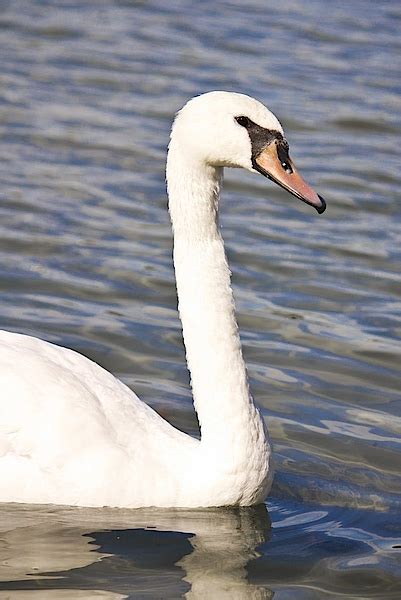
[167,143,264,457]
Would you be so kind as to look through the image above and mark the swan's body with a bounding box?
[0,92,325,508]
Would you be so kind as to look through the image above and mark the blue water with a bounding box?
[0,0,400,597]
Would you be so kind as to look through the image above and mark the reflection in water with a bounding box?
[0,504,272,599]
[2,501,400,598]
[178,507,272,599]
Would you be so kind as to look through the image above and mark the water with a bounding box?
[0,0,400,597]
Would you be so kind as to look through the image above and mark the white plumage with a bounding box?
[0,91,325,508]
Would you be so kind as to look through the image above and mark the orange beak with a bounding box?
[254,143,326,214]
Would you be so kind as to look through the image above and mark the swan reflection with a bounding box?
[0,503,272,599]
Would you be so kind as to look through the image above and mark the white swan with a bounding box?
[0,92,325,508]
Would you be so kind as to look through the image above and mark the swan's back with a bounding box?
[0,330,196,507]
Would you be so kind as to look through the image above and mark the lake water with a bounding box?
[0,0,400,598]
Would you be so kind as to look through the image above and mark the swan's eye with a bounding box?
[235,116,251,128]
[276,141,293,174]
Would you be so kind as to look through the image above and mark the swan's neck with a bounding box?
[167,144,268,469]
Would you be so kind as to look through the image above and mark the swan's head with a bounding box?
[170,91,326,214]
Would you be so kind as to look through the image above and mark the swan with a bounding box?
[0,91,326,508]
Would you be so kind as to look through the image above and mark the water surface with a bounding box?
[0,0,400,598]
